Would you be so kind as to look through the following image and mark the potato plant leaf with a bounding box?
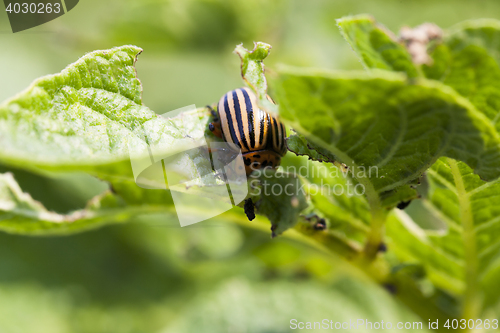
[287,133,419,210]
[0,46,147,175]
[286,133,336,163]
[424,19,500,133]
[0,172,176,235]
[246,168,308,236]
[339,15,500,136]
[273,67,500,198]
[337,15,419,77]
[286,154,370,249]
[0,45,211,184]
[387,158,500,318]
[234,42,278,115]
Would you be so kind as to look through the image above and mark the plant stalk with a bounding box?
[448,158,482,326]
[363,196,387,260]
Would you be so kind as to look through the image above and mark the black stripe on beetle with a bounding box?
[272,117,280,151]
[279,122,286,152]
[259,113,266,149]
[223,93,240,148]
[232,90,250,151]
[241,88,256,149]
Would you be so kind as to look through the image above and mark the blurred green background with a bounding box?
[1,0,500,332]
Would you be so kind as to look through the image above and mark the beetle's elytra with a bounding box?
[209,87,287,175]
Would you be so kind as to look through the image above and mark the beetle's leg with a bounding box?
[207,105,223,138]
[206,105,218,121]
[244,198,255,221]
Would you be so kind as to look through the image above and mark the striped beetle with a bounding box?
[208,87,287,175]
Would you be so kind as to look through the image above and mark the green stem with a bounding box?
[448,158,482,324]
[362,194,387,260]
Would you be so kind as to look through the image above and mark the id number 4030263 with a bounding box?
[444,319,498,330]
[5,2,61,14]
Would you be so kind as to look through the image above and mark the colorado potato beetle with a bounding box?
[209,87,287,175]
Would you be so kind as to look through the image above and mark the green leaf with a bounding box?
[247,168,308,236]
[234,42,278,115]
[339,16,500,137]
[286,154,369,252]
[277,151,417,265]
[0,46,144,174]
[273,67,500,197]
[424,19,500,133]
[337,14,419,77]
[387,157,500,318]
[0,45,211,183]
[287,133,419,210]
[286,133,336,163]
[0,172,176,235]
